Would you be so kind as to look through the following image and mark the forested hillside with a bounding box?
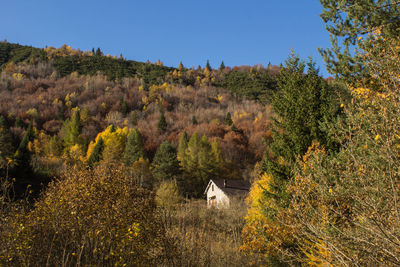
[1,1,399,265]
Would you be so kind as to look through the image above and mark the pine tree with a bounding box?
[178,61,184,71]
[157,110,167,133]
[219,61,225,71]
[124,129,144,166]
[224,112,233,126]
[152,141,181,185]
[88,137,104,167]
[205,60,212,71]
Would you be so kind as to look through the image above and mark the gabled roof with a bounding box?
[204,179,251,195]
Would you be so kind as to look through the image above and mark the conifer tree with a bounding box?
[224,112,233,126]
[62,110,81,149]
[319,0,400,81]
[205,60,212,71]
[157,110,167,133]
[219,61,225,71]
[120,97,128,116]
[178,61,184,71]
[88,137,104,167]
[152,141,180,185]
[177,131,188,164]
[124,129,144,166]
[15,120,34,165]
[191,115,198,125]
[0,116,13,168]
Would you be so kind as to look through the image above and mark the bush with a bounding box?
[1,164,176,266]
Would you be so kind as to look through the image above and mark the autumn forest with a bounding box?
[1,1,400,266]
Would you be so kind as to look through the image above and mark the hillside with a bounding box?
[0,41,279,197]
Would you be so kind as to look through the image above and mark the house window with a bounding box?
[212,184,214,191]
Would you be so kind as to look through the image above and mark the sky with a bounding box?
[0,0,332,76]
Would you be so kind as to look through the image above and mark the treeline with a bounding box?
[0,42,279,101]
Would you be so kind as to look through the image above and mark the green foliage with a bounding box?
[61,110,82,149]
[157,110,167,133]
[224,112,233,126]
[214,70,278,103]
[123,129,144,166]
[219,61,226,71]
[152,141,181,185]
[180,133,223,197]
[87,137,104,167]
[319,0,400,81]
[177,131,188,164]
[263,54,341,183]
[0,116,13,169]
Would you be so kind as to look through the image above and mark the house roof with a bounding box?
[204,179,251,195]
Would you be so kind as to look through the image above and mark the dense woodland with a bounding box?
[1,1,400,266]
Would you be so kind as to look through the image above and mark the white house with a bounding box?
[204,179,250,208]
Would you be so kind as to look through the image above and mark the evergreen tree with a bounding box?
[262,54,341,206]
[205,60,212,71]
[14,120,34,165]
[177,131,188,164]
[0,116,13,168]
[120,97,128,116]
[157,110,167,133]
[14,117,23,128]
[95,48,102,56]
[152,141,181,185]
[123,129,144,166]
[224,112,233,126]
[219,61,225,71]
[319,0,400,81]
[191,115,198,125]
[178,61,184,71]
[62,110,81,149]
[88,137,104,167]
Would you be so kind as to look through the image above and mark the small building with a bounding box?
[204,179,251,208]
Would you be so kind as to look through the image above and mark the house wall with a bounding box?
[206,182,230,208]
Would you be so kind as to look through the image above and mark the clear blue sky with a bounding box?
[0,0,332,76]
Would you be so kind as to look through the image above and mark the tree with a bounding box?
[0,116,13,169]
[319,0,400,81]
[15,120,34,164]
[191,115,198,125]
[177,131,188,164]
[263,53,341,184]
[87,137,104,167]
[151,141,181,185]
[124,129,144,166]
[61,109,82,149]
[157,110,167,133]
[224,112,233,126]
[120,97,128,116]
[219,61,225,71]
[178,61,184,71]
[205,60,212,71]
